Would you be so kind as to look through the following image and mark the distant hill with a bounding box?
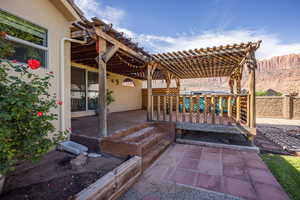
[174,54,300,95]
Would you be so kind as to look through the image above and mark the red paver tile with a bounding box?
[184,149,201,159]
[145,165,169,182]
[166,168,197,186]
[201,151,221,162]
[248,168,281,186]
[245,158,269,170]
[198,160,222,176]
[143,195,160,200]
[195,173,221,191]
[255,182,289,200]
[223,165,249,180]
[203,147,221,154]
[178,157,199,170]
[223,177,257,199]
[222,148,240,156]
[240,152,261,161]
[222,154,244,166]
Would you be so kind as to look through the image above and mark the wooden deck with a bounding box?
[71,110,147,138]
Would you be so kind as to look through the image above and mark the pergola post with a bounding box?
[147,63,153,121]
[98,38,107,137]
[96,35,119,138]
[248,52,256,128]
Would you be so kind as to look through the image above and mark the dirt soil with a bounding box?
[182,131,252,146]
[0,150,123,200]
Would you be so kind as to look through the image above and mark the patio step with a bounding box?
[140,133,165,155]
[122,127,156,143]
[142,139,171,171]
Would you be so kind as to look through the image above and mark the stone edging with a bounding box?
[73,156,142,200]
[176,139,260,153]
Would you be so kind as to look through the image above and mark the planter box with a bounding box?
[73,156,142,200]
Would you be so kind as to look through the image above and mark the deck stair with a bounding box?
[100,122,175,170]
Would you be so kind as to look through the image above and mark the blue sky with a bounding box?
[75,0,300,59]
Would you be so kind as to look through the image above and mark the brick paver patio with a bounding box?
[121,143,289,200]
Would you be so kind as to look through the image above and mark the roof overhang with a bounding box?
[49,0,82,22]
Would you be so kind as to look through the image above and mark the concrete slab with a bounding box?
[120,143,289,200]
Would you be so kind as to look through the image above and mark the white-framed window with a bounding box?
[0,9,48,68]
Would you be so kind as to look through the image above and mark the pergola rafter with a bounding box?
[151,41,261,79]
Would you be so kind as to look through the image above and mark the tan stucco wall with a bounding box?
[1,0,73,134]
[107,72,143,113]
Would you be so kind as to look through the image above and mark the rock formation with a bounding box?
[176,54,300,95]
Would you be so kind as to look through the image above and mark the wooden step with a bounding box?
[122,127,156,143]
[140,133,165,156]
[142,139,171,171]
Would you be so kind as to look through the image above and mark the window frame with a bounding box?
[0,9,49,68]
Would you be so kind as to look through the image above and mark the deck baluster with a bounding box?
[236,95,241,123]
[228,96,232,119]
[176,96,179,122]
[196,96,200,123]
[211,96,216,124]
[169,96,173,122]
[189,96,193,123]
[163,95,167,121]
[182,96,186,122]
[151,95,154,121]
[204,96,208,123]
[157,96,160,121]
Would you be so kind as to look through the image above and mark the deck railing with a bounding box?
[151,94,249,126]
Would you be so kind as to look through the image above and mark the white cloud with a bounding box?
[74,0,300,59]
[121,29,300,59]
[74,0,125,25]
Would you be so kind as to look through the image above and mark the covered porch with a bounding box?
[69,17,261,147]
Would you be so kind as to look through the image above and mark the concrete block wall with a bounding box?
[256,95,299,119]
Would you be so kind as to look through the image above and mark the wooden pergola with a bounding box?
[71,17,261,141]
[146,41,261,140]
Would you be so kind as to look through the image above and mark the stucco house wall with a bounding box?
[107,72,143,113]
[1,0,75,135]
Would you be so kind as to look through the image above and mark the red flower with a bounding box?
[12,60,17,63]
[37,112,43,117]
[0,32,7,39]
[27,59,41,70]
[57,101,63,105]
[49,71,54,74]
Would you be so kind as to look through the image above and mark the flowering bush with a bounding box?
[0,60,67,175]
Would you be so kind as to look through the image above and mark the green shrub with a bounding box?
[0,60,67,175]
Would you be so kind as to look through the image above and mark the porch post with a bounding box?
[98,38,107,137]
[248,59,256,128]
[246,50,257,142]
[147,63,153,121]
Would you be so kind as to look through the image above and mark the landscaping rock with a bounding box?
[57,141,88,155]
[70,153,87,170]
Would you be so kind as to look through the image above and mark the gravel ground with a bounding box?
[257,118,300,152]
[119,181,241,200]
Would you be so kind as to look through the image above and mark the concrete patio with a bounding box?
[71,110,147,138]
[120,143,289,200]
